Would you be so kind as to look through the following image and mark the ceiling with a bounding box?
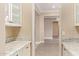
[35,3,61,13]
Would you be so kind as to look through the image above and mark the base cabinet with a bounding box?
[22,44,30,56]
[62,45,73,56]
[17,48,23,56]
[17,43,30,56]
[9,43,31,56]
[63,48,72,56]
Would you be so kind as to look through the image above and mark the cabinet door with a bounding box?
[11,3,22,24]
[17,44,30,56]
[22,44,30,56]
[17,48,24,56]
[63,48,72,56]
[5,3,22,26]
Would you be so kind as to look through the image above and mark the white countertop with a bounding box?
[62,42,79,56]
[0,41,31,56]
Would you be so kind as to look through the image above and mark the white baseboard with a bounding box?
[36,41,44,45]
[44,37,53,39]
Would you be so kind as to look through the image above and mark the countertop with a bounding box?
[0,41,31,56]
[62,41,79,56]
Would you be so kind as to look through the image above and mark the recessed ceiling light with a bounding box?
[52,5,55,8]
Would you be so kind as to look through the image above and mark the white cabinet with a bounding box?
[6,41,31,56]
[22,43,31,56]
[17,48,23,56]
[17,43,31,56]
[63,48,72,56]
[5,3,22,27]
[74,4,79,26]
[62,44,73,56]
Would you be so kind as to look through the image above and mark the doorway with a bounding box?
[52,21,59,39]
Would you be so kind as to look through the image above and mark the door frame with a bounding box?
[32,3,35,56]
[32,3,41,56]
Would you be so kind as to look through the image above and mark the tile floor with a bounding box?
[35,39,59,56]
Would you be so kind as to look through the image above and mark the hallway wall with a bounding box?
[35,11,40,42]
[39,14,44,42]
[44,19,53,39]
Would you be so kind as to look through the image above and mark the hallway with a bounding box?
[35,39,59,56]
[35,3,60,56]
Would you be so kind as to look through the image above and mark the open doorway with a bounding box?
[52,21,59,39]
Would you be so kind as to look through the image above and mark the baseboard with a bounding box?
[44,37,53,39]
[36,41,44,45]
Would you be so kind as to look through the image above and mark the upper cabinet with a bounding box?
[74,4,79,26]
[5,3,22,27]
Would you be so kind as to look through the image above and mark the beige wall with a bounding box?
[39,14,44,42]
[16,3,32,41]
[0,4,6,44]
[61,3,79,38]
[6,3,32,42]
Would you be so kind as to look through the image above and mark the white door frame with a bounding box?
[32,3,35,56]
[32,3,41,56]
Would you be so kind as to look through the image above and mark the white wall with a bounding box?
[61,4,79,38]
[44,19,53,39]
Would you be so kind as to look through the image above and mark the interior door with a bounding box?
[52,21,59,39]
